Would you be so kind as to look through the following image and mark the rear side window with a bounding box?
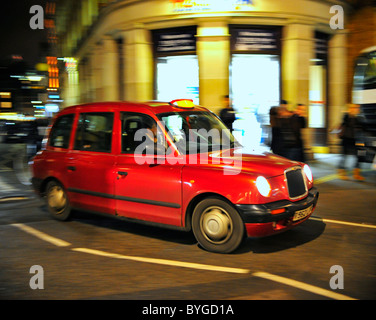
[74,112,114,153]
[49,114,74,148]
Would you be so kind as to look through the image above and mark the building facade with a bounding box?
[56,0,360,152]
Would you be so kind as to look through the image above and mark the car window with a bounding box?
[121,112,163,154]
[74,112,114,153]
[49,114,74,149]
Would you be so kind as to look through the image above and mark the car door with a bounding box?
[66,111,117,215]
[115,112,183,227]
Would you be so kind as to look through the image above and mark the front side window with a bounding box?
[49,114,74,149]
[121,112,164,154]
[74,112,114,153]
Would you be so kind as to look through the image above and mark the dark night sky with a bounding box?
[0,0,48,68]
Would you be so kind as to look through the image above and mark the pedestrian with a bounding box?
[290,103,307,162]
[269,105,283,156]
[337,103,365,181]
[219,95,236,132]
[278,100,300,160]
[270,100,307,162]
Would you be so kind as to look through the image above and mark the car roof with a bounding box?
[58,100,209,117]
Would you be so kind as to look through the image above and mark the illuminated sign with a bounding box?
[153,27,197,54]
[231,27,281,53]
[170,0,254,12]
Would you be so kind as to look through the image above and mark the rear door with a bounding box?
[66,110,117,215]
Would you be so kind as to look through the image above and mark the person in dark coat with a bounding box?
[269,105,283,156]
[219,95,236,132]
[269,101,307,162]
[337,103,365,180]
[289,103,307,162]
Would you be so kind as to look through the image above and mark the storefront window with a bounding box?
[153,27,199,104]
[231,54,280,150]
[229,26,281,151]
[156,55,199,104]
[309,32,328,146]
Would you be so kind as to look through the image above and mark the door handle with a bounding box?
[67,166,76,171]
[117,171,128,180]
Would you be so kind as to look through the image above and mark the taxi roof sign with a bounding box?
[170,99,195,108]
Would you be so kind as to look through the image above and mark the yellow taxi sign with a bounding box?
[170,99,195,108]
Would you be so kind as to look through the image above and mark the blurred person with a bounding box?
[278,100,299,160]
[290,103,307,162]
[269,105,283,156]
[337,103,365,181]
[219,95,236,132]
[270,100,306,162]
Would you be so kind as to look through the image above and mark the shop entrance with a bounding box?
[155,55,199,105]
[230,54,280,151]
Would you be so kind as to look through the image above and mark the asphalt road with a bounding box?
[1,144,375,304]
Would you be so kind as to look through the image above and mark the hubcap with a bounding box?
[200,206,233,244]
[47,186,66,214]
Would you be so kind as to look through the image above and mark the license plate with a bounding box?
[293,205,313,221]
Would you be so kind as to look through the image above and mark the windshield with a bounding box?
[158,111,240,154]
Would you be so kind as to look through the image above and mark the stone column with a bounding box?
[78,58,87,104]
[282,21,315,160]
[92,41,104,101]
[196,19,230,114]
[328,30,348,153]
[101,36,119,101]
[86,53,95,102]
[123,24,153,101]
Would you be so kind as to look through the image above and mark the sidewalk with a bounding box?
[309,152,376,184]
[0,143,35,202]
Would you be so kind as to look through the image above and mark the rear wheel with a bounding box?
[46,180,71,221]
[192,197,245,253]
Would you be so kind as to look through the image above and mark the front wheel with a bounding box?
[45,180,71,221]
[192,197,245,253]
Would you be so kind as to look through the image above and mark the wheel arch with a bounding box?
[184,192,242,231]
[39,176,65,196]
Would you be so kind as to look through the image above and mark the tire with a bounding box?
[46,180,71,221]
[192,197,245,253]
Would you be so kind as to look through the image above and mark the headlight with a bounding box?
[256,176,271,197]
[303,164,313,182]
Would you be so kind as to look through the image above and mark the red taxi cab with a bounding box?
[31,99,319,253]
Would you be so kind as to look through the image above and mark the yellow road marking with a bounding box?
[253,272,357,300]
[310,217,376,229]
[314,174,339,184]
[72,247,250,274]
[0,196,30,202]
[315,168,374,185]
[11,223,71,247]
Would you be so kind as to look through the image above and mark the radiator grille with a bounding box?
[285,167,307,199]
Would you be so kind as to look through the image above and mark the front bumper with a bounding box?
[236,187,319,237]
